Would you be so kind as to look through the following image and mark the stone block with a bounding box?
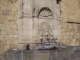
[74,33,80,39]
[6,24,15,30]
[12,7,18,11]
[0,0,8,6]
[9,37,18,46]
[6,29,13,35]
[9,44,18,49]
[0,15,8,20]
[3,20,10,24]
[12,3,18,8]
[4,35,9,41]
[0,10,2,15]
[0,20,4,24]
[8,0,17,3]
[9,20,16,25]
[13,16,18,20]
[9,11,15,16]
[6,6,12,10]
[0,35,5,40]
[66,32,70,36]
[13,30,18,35]
[6,25,11,30]
[1,29,6,35]
[14,11,18,16]
[23,51,33,60]
[8,16,14,20]
[61,18,67,23]
[34,52,49,60]
[0,29,1,35]
[0,24,5,29]
[0,7,1,10]
[1,6,7,10]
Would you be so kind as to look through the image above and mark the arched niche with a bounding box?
[37,7,55,43]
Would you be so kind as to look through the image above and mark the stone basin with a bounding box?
[7,46,80,60]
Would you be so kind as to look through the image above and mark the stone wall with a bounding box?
[60,0,80,46]
[0,0,80,60]
[0,0,18,59]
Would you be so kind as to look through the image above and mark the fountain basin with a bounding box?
[7,46,78,60]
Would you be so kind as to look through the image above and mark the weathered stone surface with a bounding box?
[6,47,80,60]
[60,0,80,45]
[0,0,80,60]
[0,0,18,59]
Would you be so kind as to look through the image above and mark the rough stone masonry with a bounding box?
[0,0,80,60]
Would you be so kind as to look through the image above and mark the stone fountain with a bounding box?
[6,0,80,60]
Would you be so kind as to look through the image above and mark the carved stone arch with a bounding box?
[38,7,53,18]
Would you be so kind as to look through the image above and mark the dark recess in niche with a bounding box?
[38,7,52,17]
[32,7,35,17]
[60,11,61,13]
[56,0,61,4]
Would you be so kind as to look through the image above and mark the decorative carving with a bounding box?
[39,22,53,42]
[38,7,52,17]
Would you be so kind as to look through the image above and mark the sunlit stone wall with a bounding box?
[60,0,80,46]
[0,0,18,59]
[0,0,80,60]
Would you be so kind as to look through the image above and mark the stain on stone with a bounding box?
[56,0,61,4]
[2,10,9,16]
